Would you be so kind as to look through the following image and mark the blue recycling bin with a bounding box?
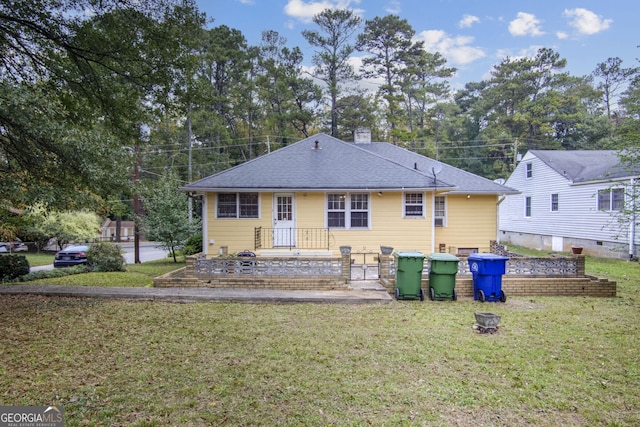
[467,253,508,302]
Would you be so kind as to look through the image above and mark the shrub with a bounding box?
[13,265,89,282]
[87,242,126,272]
[0,254,30,282]
[183,234,203,256]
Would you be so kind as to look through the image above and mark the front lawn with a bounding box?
[23,252,56,267]
[0,254,638,425]
[13,257,185,287]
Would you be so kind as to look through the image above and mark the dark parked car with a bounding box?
[54,245,89,268]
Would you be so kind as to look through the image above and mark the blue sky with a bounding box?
[200,0,639,88]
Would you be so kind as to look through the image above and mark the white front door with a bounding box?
[273,193,296,247]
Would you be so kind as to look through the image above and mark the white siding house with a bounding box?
[499,150,640,259]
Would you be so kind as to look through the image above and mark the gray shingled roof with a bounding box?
[182,133,519,194]
[358,141,519,194]
[530,150,640,183]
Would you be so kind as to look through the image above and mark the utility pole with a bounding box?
[133,136,142,264]
[187,103,193,220]
[513,138,519,170]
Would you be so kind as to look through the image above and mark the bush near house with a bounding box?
[87,242,126,272]
[182,234,203,256]
[0,254,29,281]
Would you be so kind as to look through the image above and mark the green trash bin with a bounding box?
[393,251,425,301]
[428,253,460,301]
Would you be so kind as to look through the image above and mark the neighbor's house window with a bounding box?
[526,162,533,178]
[551,193,559,212]
[525,196,532,217]
[434,196,446,227]
[217,193,259,218]
[598,188,625,211]
[404,193,424,217]
[327,193,369,228]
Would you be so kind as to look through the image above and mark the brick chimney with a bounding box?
[354,127,371,144]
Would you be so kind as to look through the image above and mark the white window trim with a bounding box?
[550,193,559,212]
[525,196,532,218]
[434,195,447,227]
[215,192,261,219]
[525,162,533,179]
[598,188,625,212]
[325,192,371,230]
[404,192,425,218]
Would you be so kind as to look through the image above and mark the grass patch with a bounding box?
[0,255,639,425]
[126,256,186,276]
[23,252,56,267]
[14,258,186,288]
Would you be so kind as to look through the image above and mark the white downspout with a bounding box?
[496,195,506,244]
[431,191,436,254]
[202,194,209,256]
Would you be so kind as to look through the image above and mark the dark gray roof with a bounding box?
[530,150,640,183]
[183,133,518,194]
[358,142,519,194]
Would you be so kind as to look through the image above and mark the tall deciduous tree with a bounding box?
[23,204,100,250]
[0,0,200,210]
[302,8,361,137]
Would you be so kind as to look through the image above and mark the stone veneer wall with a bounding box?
[155,252,350,291]
[155,251,616,297]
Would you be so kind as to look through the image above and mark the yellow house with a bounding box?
[182,133,518,257]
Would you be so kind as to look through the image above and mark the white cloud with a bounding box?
[509,12,544,37]
[385,0,401,14]
[283,0,363,23]
[563,8,612,35]
[459,14,480,29]
[556,31,568,40]
[416,30,486,66]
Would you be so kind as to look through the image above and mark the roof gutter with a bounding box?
[180,186,459,193]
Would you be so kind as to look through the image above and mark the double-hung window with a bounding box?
[598,188,624,211]
[525,162,533,178]
[550,194,559,212]
[405,193,424,217]
[327,194,346,227]
[434,196,446,227]
[525,196,532,217]
[350,193,369,227]
[217,193,259,218]
[327,193,369,228]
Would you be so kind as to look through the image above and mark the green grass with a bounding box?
[0,253,638,425]
[17,257,186,287]
[23,252,56,267]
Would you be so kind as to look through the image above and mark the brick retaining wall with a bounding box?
[379,276,616,298]
[156,251,616,297]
